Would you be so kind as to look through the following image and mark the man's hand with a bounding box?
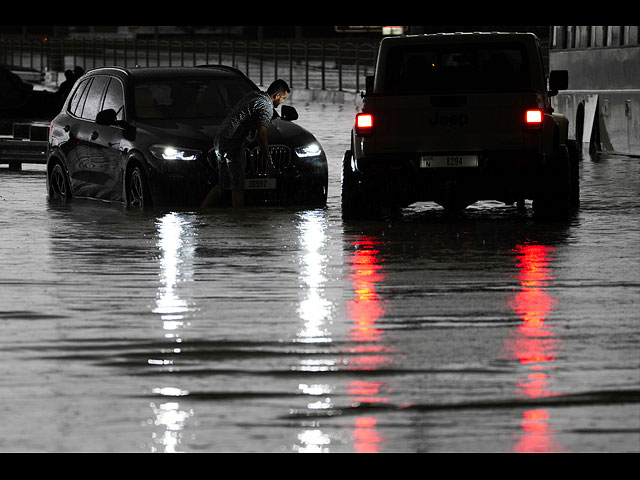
[266,155,277,175]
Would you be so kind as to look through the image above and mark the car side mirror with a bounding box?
[281,105,298,122]
[95,109,118,125]
[549,70,568,96]
[365,75,374,95]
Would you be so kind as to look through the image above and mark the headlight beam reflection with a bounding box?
[149,212,196,453]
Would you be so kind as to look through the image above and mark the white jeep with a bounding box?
[342,32,579,219]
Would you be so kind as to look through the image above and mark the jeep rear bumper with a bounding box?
[352,150,547,206]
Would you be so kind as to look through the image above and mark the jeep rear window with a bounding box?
[382,43,531,94]
[134,77,255,120]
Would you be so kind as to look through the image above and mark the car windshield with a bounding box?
[134,76,255,120]
[382,43,531,94]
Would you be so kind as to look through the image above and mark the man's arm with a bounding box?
[257,126,276,174]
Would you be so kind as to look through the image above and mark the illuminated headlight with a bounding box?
[295,143,322,158]
[149,145,201,161]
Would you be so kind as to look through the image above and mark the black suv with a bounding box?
[342,33,579,219]
[47,66,328,207]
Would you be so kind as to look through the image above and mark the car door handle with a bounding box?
[91,131,99,140]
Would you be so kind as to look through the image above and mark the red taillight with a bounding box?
[356,113,374,135]
[525,109,543,124]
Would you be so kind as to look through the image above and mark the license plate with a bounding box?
[420,155,479,168]
[245,178,276,190]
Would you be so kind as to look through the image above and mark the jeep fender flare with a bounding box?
[552,113,570,145]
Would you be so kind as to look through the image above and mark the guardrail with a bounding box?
[1,37,379,93]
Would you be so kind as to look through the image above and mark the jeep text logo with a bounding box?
[428,112,469,127]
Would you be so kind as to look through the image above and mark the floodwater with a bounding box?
[0,101,638,453]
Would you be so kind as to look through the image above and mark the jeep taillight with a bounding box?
[356,113,374,135]
[525,109,543,125]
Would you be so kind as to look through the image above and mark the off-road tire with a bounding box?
[341,150,382,220]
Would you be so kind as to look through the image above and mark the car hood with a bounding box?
[267,117,317,149]
[134,116,320,151]
[134,118,220,149]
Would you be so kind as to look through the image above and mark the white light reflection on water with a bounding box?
[153,213,193,333]
[294,428,332,453]
[296,210,333,343]
[149,401,194,453]
[149,212,197,453]
[293,210,337,452]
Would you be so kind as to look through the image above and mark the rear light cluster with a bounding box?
[355,113,374,136]
[525,109,543,126]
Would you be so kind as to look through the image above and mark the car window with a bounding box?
[134,76,255,120]
[68,78,92,117]
[81,75,109,121]
[102,77,125,121]
[383,43,531,94]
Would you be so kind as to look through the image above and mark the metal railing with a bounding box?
[1,37,379,93]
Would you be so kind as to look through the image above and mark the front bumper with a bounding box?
[147,146,328,207]
[243,144,328,205]
[147,157,212,206]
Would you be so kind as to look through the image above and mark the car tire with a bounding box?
[48,163,71,200]
[341,150,381,220]
[567,139,580,207]
[127,165,152,208]
[533,145,571,219]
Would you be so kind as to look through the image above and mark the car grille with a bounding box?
[245,145,291,175]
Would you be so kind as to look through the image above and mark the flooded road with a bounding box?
[1,101,639,452]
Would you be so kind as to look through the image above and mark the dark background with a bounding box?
[0,25,551,42]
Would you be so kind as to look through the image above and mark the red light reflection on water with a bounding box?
[353,416,384,453]
[508,244,564,453]
[347,239,387,343]
[346,237,392,453]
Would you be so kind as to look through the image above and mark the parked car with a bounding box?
[47,66,328,207]
[1,65,62,120]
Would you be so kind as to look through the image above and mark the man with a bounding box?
[57,70,76,99]
[201,79,290,209]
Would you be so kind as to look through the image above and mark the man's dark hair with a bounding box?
[267,79,290,96]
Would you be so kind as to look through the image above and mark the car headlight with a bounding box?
[294,143,322,158]
[149,145,201,161]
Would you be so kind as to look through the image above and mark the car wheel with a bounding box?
[567,139,580,207]
[341,150,381,220]
[533,145,571,219]
[127,165,151,208]
[49,163,71,200]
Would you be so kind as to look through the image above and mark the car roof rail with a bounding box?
[195,64,246,75]
[85,66,131,76]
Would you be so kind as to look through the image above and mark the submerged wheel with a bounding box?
[341,150,381,220]
[533,145,571,219]
[127,165,151,208]
[49,163,71,200]
[567,139,580,207]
